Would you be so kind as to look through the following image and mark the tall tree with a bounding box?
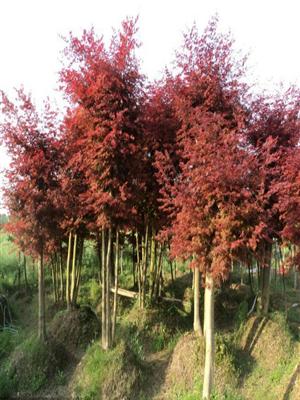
[0,89,61,341]
[159,19,258,399]
[60,17,144,348]
[246,88,300,314]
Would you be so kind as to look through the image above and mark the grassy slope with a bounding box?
[0,259,299,399]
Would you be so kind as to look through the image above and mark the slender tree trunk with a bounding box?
[203,272,215,400]
[18,251,21,289]
[248,263,254,295]
[120,246,123,275]
[101,228,107,350]
[112,228,119,344]
[154,243,163,300]
[259,243,272,315]
[136,232,142,307]
[132,232,136,287]
[23,254,28,292]
[66,232,72,311]
[74,238,84,304]
[105,228,112,349]
[38,247,46,341]
[294,266,298,290]
[141,224,149,309]
[96,231,102,285]
[51,258,58,303]
[170,260,174,285]
[70,233,78,307]
[291,245,298,290]
[59,243,64,303]
[149,227,156,299]
[193,266,202,336]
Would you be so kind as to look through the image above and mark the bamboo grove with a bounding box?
[1,17,300,399]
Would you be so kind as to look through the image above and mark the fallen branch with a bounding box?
[110,286,183,304]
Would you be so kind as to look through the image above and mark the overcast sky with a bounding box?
[0,0,300,211]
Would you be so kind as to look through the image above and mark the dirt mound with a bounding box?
[49,306,100,356]
[70,340,141,400]
[160,332,237,398]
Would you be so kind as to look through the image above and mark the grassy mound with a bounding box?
[161,332,239,399]
[237,313,299,400]
[50,306,100,356]
[0,335,68,397]
[159,312,300,400]
[71,340,142,400]
[122,301,190,355]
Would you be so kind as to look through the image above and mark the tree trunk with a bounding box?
[259,243,272,315]
[51,258,58,303]
[23,254,28,292]
[112,228,119,344]
[70,233,78,307]
[18,251,21,289]
[38,247,46,341]
[193,267,202,336]
[101,229,107,350]
[261,266,271,315]
[136,232,142,307]
[96,231,102,285]
[74,239,84,304]
[105,228,112,349]
[66,232,72,311]
[294,267,298,290]
[132,232,136,287]
[141,224,149,309]
[59,243,64,303]
[153,243,163,300]
[149,227,156,299]
[203,272,214,400]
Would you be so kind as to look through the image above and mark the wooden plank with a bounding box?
[110,286,183,304]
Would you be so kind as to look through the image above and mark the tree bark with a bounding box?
[136,232,142,307]
[203,272,214,400]
[193,266,202,336]
[149,227,156,299]
[141,224,149,308]
[112,228,119,344]
[259,243,272,315]
[66,231,72,311]
[38,247,46,341]
[59,243,64,303]
[294,266,298,290]
[105,227,112,349]
[23,254,28,292]
[70,233,78,307]
[101,228,107,350]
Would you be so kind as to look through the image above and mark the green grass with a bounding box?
[74,340,142,400]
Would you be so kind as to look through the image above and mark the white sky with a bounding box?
[0,0,300,211]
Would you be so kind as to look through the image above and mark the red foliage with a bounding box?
[157,19,259,280]
[59,18,144,232]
